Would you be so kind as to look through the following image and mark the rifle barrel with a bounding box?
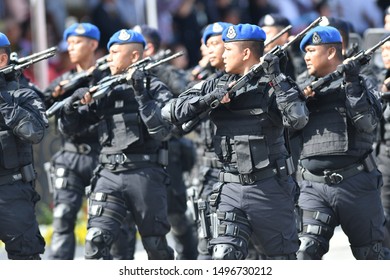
[264,25,292,47]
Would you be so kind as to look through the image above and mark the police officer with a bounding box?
[188,21,233,260]
[135,24,198,260]
[0,32,48,259]
[163,24,308,259]
[377,37,390,247]
[44,23,134,260]
[297,26,389,259]
[58,29,174,260]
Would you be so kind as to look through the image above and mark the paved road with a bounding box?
[1,226,353,260]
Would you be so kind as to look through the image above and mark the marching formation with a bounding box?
[1,9,390,261]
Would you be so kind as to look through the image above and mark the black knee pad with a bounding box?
[197,237,210,257]
[142,236,175,260]
[52,203,77,234]
[297,236,326,260]
[212,244,244,260]
[351,242,390,260]
[84,227,114,260]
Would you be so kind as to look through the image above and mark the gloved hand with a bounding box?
[63,89,86,115]
[341,59,361,83]
[130,69,145,96]
[203,87,227,107]
[262,52,281,77]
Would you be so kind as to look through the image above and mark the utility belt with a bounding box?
[300,154,376,185]
[99,150,168,167]
[63,142,96,155]
[0,164,36,186]
[218,157,294,185]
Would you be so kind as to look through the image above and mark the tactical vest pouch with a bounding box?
[0,130,19,169]
[302,108,348,157]
[158,148,169,166]
[116,113,142,149]
[234,135,270,174]
[20,164,36,183]
[97,119,110,146]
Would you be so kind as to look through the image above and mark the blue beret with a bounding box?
[258,14,291,28]
[222,24,266,43]
[107,29,146,50]
[202,22,232,44]
[0,32,10,47]
[63,23,100,41]
[300,26,342,52]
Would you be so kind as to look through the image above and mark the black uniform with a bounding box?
[58,73,174,260]
[166,71,308,259]
[43,69,108,259]
[296,74,388,259]
[0,73,48,259]
[376,68,390,247]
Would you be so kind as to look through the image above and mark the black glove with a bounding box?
[203,87,227,107]
[341,60,361,83]
[262,52,281,77]
[63,89,86,115]
[131,69,145,96]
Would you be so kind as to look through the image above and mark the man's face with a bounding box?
[381,41,390,69]
[304,45,332,77]
[222,42,244,74]
[107,44,133,75]
[206,35,225,70]
[66,36,95,64]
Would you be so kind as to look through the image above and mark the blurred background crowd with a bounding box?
[0,0,389,88]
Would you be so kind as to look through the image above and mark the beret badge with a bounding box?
[312,32,322,44]
[75,24,86,35]
[118,30,131,41]
[226,26,237,40]
[212,23,223,33]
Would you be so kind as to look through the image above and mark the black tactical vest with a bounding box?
[301,79,373,159]
[209,74,287,174]
[95,83,161,155]
[0,79,33,171]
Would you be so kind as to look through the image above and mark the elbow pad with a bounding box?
[161,99,179,125]
[13,118,45,143]
[283,102,309,130]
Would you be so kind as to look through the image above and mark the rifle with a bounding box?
[45,51,183,117]
[85,51,183,102]
[9,47,57,65]
[0,47,57,75]
[308,34,390,93]
[181,17,324,133]
[264,25,292,47]
[58,54,110,94]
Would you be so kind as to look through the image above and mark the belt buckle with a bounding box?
[324,170,343,185]
[239,173,255,185]
[114,153,128,164]
[79,144,91,154]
